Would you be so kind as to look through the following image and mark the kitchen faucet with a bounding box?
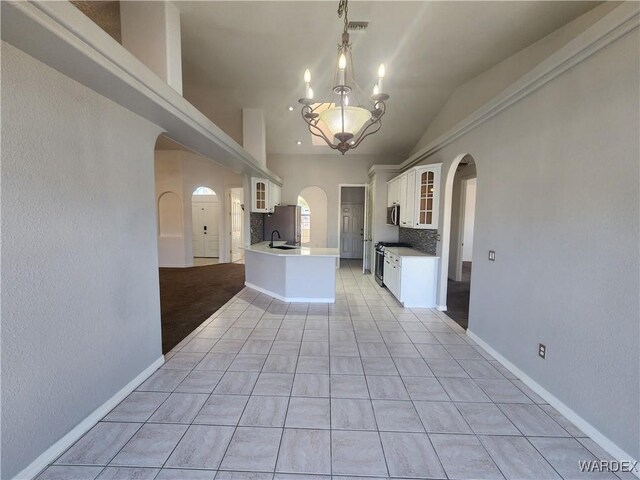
[269,230,281,248]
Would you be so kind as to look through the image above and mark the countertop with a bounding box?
[244,241,340,258]
[385,246,439,258]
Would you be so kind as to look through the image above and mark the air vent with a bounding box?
[347,21,369,31]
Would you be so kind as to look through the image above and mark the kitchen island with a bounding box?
[244,241,339,303]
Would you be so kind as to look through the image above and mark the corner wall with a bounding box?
[1,42,164,478]
[418,23,639,460]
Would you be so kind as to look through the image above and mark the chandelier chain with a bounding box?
[338,0,349,32]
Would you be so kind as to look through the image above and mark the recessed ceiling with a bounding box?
[178,1,599,157]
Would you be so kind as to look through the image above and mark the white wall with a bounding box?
[299,186,328,248]
[1,42,163,479]
[155,150,243,266]
[267,154,403,248]
[418,22,639,461]
[462,179,477,262]
[120,0,183,94]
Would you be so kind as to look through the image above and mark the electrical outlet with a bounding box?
[538,343,546,359]
[488,250,496,261]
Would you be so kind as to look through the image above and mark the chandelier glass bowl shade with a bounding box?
[298,0,389,154]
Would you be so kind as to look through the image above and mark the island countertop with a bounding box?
[244,241,339,258]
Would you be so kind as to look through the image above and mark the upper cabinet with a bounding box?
[269,182,282,212]
[251,178,281,213]
[387,164,441,229]
[387,177,399,207]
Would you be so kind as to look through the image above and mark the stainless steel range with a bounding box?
[374,242,411,286]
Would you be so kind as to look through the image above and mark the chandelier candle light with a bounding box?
[298,0,389,154]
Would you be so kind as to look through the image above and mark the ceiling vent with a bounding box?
[347,21,369,31]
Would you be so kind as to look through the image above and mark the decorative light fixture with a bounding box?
[298,0,389,154]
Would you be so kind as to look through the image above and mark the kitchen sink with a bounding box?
[271,245,299,250]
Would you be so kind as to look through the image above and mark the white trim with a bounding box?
[436,305,447,312]
[245,282,335,304]
[1,1,281,184]
[399,4,639,171]
[14,356,165,480]
[467,330,639,477]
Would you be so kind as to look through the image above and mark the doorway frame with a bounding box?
[437,153,477,310]
[337,183,368,271]
[452,176,477,282]
[226,187,244,263]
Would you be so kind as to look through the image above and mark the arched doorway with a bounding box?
[192,186,220,264]
[438,154,477,329]
[298,186,328,248]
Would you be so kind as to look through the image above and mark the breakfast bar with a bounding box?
[244,241,339,303]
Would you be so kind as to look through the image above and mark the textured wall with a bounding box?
[415,25,640,459]
[399,228,439,255]
[1,43,163,478]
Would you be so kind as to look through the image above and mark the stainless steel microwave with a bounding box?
[386,205,400,226]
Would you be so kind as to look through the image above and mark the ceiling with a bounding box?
[176,1,598,158]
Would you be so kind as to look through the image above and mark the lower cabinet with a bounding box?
[384,250,439,308]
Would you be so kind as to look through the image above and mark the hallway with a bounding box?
[38,261,611,480]
[445,261,472,330]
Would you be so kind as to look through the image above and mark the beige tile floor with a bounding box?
[38,260,631,480]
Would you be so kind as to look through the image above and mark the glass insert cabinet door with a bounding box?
[251,178,269,212]
[415,164,441,229]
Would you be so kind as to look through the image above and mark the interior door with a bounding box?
[230,189,243,262]
[340,203,364,259]
[192,202,220,258]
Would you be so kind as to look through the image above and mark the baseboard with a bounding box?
[245,282,335,304]
[467,330,639,478]
[436,304,447,311]
[14,356,165,480]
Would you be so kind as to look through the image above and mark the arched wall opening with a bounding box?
[438,153,478,317]
[298,186,328,248]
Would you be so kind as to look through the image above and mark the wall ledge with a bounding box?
[0,0,281,185]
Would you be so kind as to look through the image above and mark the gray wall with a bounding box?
[1,43,163,478]
[267,153,402,248]
[417,28,639,459]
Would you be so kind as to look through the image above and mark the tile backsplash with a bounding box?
[250,213,264,244]
[399,227,439,255]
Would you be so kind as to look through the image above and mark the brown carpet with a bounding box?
[159,263,245,353]
[445,261,472,330]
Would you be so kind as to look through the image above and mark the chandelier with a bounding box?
[298,0,389,154]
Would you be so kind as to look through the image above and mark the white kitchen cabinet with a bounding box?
[269,182,281,212]
[403,169,416,228]
[384,247,439,308]
[398,173,408,224]
[387,177,399,207]
[384,255,400,298]
[252,178,282,213]
[387,163,441,229]
[251,178,269,213]
[414,165,441,229]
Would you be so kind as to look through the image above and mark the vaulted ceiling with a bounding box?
[177,1,598,158]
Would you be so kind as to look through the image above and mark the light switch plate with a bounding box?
[488,250,496,261]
